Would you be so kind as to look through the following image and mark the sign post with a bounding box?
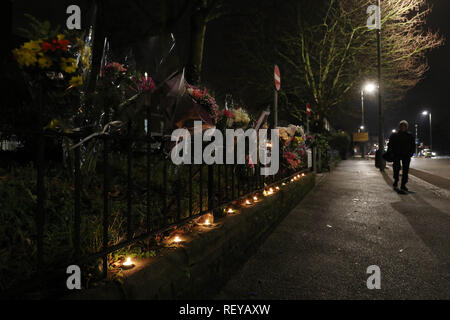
[274,65,280,128]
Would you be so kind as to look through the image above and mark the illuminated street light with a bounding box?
[360,82,376,159]
[421,110,432,152]
[364,82,377,93]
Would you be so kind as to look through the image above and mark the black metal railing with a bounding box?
[0,117,312,297]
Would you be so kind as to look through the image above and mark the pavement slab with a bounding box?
[215,159,450,300]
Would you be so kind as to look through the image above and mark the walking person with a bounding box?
[387,120,416,192]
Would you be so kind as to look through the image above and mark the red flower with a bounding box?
[284,152,296,160]
[137,75,156,92]
[42,41,56,52]
[222,109,235,119]
[57,39,70,51]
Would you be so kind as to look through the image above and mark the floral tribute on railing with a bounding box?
[186,84,220,126]
[4,15,318,294]
[277,125,308,172]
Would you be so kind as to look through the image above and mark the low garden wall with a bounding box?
[68,172,316,300]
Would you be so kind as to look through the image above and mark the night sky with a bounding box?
[8,0,450,154]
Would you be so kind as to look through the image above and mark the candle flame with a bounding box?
[253,196,258,201]
[173,236,182,243]
[123,257,133,266]
[205,219,211,225]
[227,208,234,214]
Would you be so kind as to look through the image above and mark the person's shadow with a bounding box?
[381,170,450,267]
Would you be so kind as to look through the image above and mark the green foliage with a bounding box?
[328,131,351,160]
[17,14,61,40]
[312,134,329,153]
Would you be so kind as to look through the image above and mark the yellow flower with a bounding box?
[296,136,304,144]
[57,34,65,40]
[22,40,42,53]
[69,75,83,87]
[37,55,52,69]
[12,40,44,68]
[60,57,77,73]
[12,47,37,67]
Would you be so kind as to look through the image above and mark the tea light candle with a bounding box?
[122,257,134,270]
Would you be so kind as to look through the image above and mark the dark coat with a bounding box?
[387,131,415,158]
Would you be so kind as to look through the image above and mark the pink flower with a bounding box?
[137,75,156,92]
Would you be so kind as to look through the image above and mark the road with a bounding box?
[411,157,450,181]
[215,159,450,299]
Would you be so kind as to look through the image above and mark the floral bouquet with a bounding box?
[12,34,82,88]
[230,107,251,128]
[278,124,308,172]
[186,84,220,125]
[278,125,305,146]
[284,151,302,170]
[217,107,251,130]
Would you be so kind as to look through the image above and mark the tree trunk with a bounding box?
[87,0,106,95]
[187,5,207,85]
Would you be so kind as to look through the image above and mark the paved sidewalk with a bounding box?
[215,159,450,299]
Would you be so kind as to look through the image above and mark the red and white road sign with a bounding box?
[274,65,281,91]
[306,103,312,117]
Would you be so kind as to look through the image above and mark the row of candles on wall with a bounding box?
[120,172,307,270]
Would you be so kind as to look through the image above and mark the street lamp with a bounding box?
[360,82,377,130]
[359,82,376,160]
[422,111,432,152]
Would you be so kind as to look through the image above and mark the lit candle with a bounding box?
[122,257,134,270]
[227,208,234,214]
[282,183,286,186]
[245,199,252,205]
[276,186,280,190]
[253,196,258,201]
[302,173,306,177]
[144,72,148,81]
[173,236,182,243]
[204,219,211,226]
